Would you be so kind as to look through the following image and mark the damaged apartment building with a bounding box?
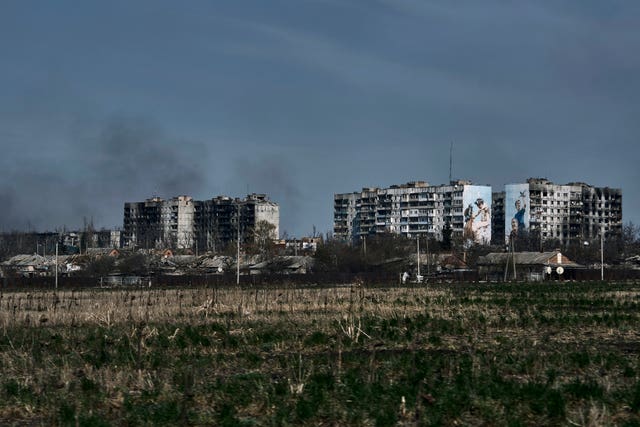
[334,180,493,244]
[123,194,279,250]
[335,178,622,247]
[492,178,622,245]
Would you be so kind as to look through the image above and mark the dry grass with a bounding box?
[0,282,639,425]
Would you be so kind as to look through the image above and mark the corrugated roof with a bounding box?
[477,251,580,267]
[250,256,314,270]
[1,254,48,267]
[1,254,75,268]
[170,255,196,266]
[198,256,234,269]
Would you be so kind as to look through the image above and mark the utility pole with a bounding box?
[363,235,367,260]
[513,242,517,280]
[504,234,517,281]
[237,205,241,286]
[55,242,58,290]
[601,225,604,281]
[426,234,430,276]
[504,236,510,282]
[417,235,420,279]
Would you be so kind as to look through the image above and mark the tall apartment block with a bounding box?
[499,178,622,245]
[491,191,506,245]
[334,180,492,244]
[123,196,167,250]
[194,194,279,252]
[124,194,279,250]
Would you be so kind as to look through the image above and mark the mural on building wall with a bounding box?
[462,186,492,244]
[505,184,530,242]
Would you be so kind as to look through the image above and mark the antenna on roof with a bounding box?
[449,141,453,183]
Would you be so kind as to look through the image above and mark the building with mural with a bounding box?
[335,177,621,247]
[505,183,530,240]
[500,178,622,245]
[334,180,492,244]
[462,185,492,245]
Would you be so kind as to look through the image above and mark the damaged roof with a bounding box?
[249,256,315,271]
[477,251,581,267]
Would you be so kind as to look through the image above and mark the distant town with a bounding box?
[1,177,638,284]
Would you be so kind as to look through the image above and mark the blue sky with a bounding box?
[1,1,638,237]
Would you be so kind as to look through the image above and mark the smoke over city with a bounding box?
[0,116,208,231]
[92,116,207,200]
[1,2,640,236]
[0,114,307,235]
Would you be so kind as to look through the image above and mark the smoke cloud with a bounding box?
[91,116,207,199]
[0,115,207,231]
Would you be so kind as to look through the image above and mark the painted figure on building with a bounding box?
[472,198,491,242]
[463,198,491,244]
[463,204,475,242]
[510,217,519,240]
[513,196,527,234]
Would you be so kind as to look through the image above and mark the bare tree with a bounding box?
[252,220,277,260]
[85,256,116,277]
[621,222,640,257]
[118,253,149,275]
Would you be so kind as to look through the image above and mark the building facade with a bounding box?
[491,191,506,245]
[335,177,622,247]
[194,194,280,252]
[334,180,492,244]
[502,178,622,245]
[124,194,279,250]
[123,197,165,249]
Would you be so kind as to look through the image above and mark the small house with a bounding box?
[1,254,50,277]
[477,251,581,282]
[249,256,315,275]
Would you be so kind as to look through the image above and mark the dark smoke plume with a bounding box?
[0,115,207,231]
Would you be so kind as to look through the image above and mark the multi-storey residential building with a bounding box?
[163,196,195,249]
[123,195,195,249]
[491,191,506,245]
[194,196,235,252]
[333,193,358,241]
[334,181,492,244]
[194,194,280,252]
[124,194,279,250]
[123,197,165,249]
[502,178,622,245]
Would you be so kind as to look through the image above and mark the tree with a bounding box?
[314,238,364,273]
[118,253,148,275]
[510,230,542,252]
[620,222,640,258]
[252,220,277,260]
[361,232,413,266]
[0,231,38,260]
[85,256,115,277]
